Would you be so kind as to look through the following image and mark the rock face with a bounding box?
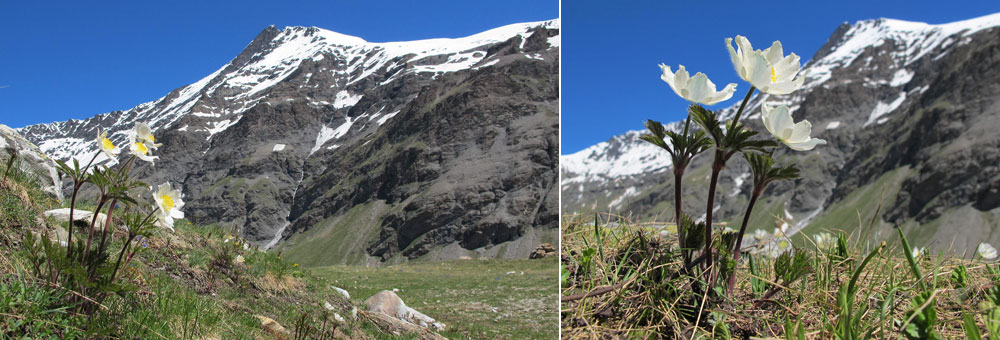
[19,20,560,265]
[562,13,1000,256]
[0,124,61,200]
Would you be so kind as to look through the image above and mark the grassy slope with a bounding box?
[1,159,557,339]
[560,216,998,339]
[313,257,559,339]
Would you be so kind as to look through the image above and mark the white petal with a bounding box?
[726,37,747,80]
[746,53,772,89]
[786,138,826,151]
[763,40,784,65]
[659,63,675,84]
[787,120,814,143]
[704,83,737,105]
[686,73,712,103]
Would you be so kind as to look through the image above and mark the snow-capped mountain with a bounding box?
[21,19,560,265]
[562,12,1000,255]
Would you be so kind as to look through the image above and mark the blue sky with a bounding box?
[562,0,1000,154]
[0,0,558,128]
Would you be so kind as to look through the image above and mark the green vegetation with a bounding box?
[313,257,559,339]
[561,213,1000,339]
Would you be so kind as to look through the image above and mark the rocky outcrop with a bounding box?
[0,124,61,200]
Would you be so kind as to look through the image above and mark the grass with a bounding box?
[312,257,560,339]
[560,212,1000,339]
[0,161,461,339]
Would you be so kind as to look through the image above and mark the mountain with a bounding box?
[20,20,560,265]
[561,13,1000,255]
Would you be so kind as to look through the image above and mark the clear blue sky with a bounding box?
[0,0,558,128]
[562,0,1000,154]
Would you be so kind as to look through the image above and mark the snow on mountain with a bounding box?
[561,126,676,185]
[19,19,561,164]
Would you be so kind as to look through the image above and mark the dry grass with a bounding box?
[560,213,999,339]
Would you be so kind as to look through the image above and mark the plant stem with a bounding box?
[730,87,756,124]
[703,152,724,279]
[110,233,136,283]
[674,170,689,267]
[98,198,118,255]
[728,191,761,295]
[82,196,107,264]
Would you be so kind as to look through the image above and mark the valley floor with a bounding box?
[313,257,559,339]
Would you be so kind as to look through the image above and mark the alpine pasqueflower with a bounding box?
[134,123,161,149]
[152,182,184,231]
[128,132,158,164]
[235,255,245,264]
[726,35,804,95]
[761,103,826,151]
[658,64,737,105]
[95,129,120,164]
[979,242,997,260]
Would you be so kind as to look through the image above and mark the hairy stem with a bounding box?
[728,191,761,295]
[703,152,724,279]
[674,170,689,267]
[730,87,756,124]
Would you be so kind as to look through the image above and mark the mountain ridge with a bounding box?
[561,12,1000,255]
[21,19,560,265]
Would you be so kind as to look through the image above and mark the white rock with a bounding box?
[44,208,108,225]
[364,290,439,329]
[0,124,62,201]
[332,286,350,299]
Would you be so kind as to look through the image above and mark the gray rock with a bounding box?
[0,124,62,200]
[364,290,444,331]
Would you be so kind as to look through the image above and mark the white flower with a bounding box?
[243,242,250,250]
[813,232,834,249]
[753,229,769,241]
[726,35,805,95]
[235,255,245,264]
[128,132,158,164]
[979,243,997,260]
[761,103,827,151]
[152,183,184,231]
[95,129,120,164]
[911,247,924,258]
[658,64,737,105]
[134,123,161,149]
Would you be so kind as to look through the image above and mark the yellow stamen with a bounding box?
[771,67,777,83]
[149,134,155,142]
[161,194,174,211]
[102,137,115,151]
[136,142,148,155]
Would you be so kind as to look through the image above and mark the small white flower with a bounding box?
[243,242,250,250]
[753,229,769,241]
[128,132,158,164]
[911,247,924,258]
[134,123,161,149]
[95,130,120,164]
[979,243,997,260]
[658,64,737,105]
[726,35,804,95]
[235,255,245,264]
[152,183,184,231]
[813,232,834,249]
[762,103,827,151]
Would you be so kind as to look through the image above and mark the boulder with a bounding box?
[528,242,557,259]
[0,124,62,201]
[364,290,445,331]
[44,208,108,226]
[254,315,289,338]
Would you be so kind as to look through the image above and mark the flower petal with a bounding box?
[786,138,826,151]
[787,120,814,143]
[763,40,784,65]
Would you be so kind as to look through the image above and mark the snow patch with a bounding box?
[272,144,286,152]
[864,92,907,127]
[825,121,841,130]
[890,69,914,86]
